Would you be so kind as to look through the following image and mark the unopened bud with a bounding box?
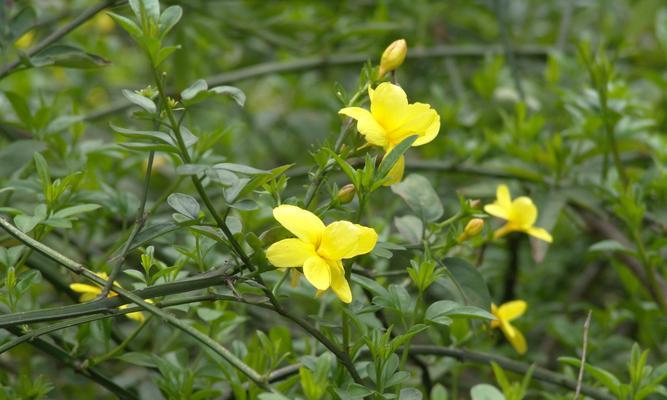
[458,218,484,242]
[379,39,407,77]
[336,184,356,204]
[468,199,481,208]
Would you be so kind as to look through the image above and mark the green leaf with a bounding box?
[425,300,496,326]
[122,89,157,114]
[107,12,142,39]
[558,357,622,395]
[656,9,667,54]
[589,240,635,255]
[129,0,160,24]
[394,215,423,245]
[209,85,246,107]
[167,193,200,219]
[33,153,51,194]
[4,91,33,127]
[334,383,375,399]
[117,352,157,368]
[327,151,359,187]
[10,7,36,40]
[14,214,41,233]
[120,142,178,153]
[31,45,110,69]
[111,124,176,146]
[399,388,423,400]
[376,135,417,182]
[159,5,182,38]
[470,384,505,400]
[258,394,290,400]
[431,384,448,400]
[440,257,492,309]
[391,174,444,222]
[212,163,270,175]
[181,79,208,101]
[53,204,101,219]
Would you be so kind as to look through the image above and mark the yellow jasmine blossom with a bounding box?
[491,300,527,354]
[483,185,553,242]
[339,82,440,185]
[266,205,378,303]
[70,272,147,322]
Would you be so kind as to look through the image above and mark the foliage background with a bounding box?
[0,0,666,399]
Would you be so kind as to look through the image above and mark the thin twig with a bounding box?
[574,311,592,400]
[4,326,137,399]
[0,0,122,80]
[83,45,552,121]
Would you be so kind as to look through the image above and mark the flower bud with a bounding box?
[379,39,407,77]
[458,218,484,242]
[335,184,356,204]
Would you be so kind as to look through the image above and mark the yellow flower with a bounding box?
[265,205,378,303]
[379,39,408,77]
[339,82,440,185]
[70,272,147,322]
[491,300,527,354]
[14,31,34,50]
[483,185,553,242]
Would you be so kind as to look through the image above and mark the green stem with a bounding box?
[90,316,152,366]
[101,149,155,297]
[632,228,667,312]
[0,216,276,393]
[4,325,138,399]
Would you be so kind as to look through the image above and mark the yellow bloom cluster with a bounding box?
[266,205,377,303]
[70,272,148,322]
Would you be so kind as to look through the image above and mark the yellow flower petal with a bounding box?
[80,292,99,302]
[527,226,553,243]
[329,260,352,303]
[303,256,331,290]
[510,197,537,227]
[484,204,509,220]
[369,83,409,132]
[498,300,527,321]
[70,283,102,295]
[492,223,515,239]
[500,321,527,354]
[383,153,405,186]
[318,221,360,260]
[339,107,389,147]
[266,238,317,268]
[490,303,501,328]
[389,102,440,146]
[273,205,325,245]
[497,185,512,209]
[348,225,378,257]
